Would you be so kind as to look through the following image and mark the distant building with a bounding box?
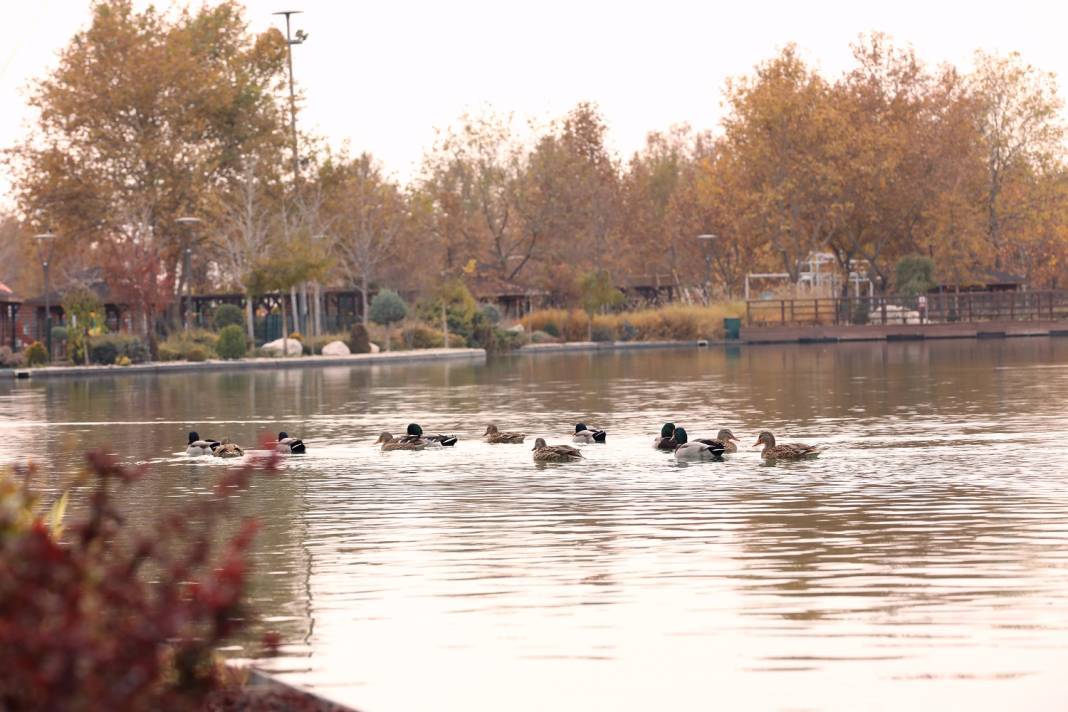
[934,269,1026,293]
[0,282,22,350]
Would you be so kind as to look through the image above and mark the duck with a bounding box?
[213,439,245,459]
[400,423,458,447]
[672,427,725,461]
[654,422,678,451]
[573,423,607,444]
[483,424,525,444]
[754,431,822,461]
[186,431,220,457]
[275,431,306,454]
[376,432,426,451]
[532,437,584,462]
[698,428,739,454]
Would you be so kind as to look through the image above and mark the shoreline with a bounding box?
[5,319,1066,380]
[1,347,486,380]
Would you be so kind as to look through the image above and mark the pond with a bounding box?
[3,340,1068,711]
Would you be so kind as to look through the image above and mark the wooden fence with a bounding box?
[746,290,1068,326]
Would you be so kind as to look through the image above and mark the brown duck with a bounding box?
[484,424,525,444]
[754,431,822,461]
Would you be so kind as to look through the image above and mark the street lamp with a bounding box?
[697,234,719,304]
[34,233,56,361]
[273,10,307,183]
[176,217,202,331]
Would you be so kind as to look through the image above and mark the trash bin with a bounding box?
[723,317,741,340]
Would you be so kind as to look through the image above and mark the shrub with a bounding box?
[369,290,407,352]
[0,347,24,368]
[90,339,120,365]
[50,326,67,344]
[521,303,745,342]
[24,342,48,367]
[590,323,616,342]
[542,322,560,337]
[349,323,371,353]
[479,303,502,325]
[215,325,247,360]
[529,330,558,344]
[895,254,937,296]
[115,355,132,367]
[400,323,465,349]
[369,290,407,327]
[185,345,209,362]
[158,330,218,361]
[212,303,245,331]
[0,447,285,710]
[157,345,180,362]
[89,335,150,366]
[288,331,304,342]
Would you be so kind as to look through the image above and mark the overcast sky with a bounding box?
[2,0,1066,201]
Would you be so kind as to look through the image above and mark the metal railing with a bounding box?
[746,291,1068,326]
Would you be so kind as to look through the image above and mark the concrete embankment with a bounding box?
[1,347,486,380]
[741,319,1068,344]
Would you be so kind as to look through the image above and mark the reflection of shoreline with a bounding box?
[1,347,486,381]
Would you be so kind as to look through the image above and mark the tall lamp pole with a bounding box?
[697,234,719,305]
[34,233,56,361]
[274,10,306,183]
[176,217,202,331]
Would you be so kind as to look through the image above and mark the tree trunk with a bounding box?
[245,296,255,343]
[313,282,322,336]
[290,286,299,336]
[361,274,369,326]
[385,324,391,352]
[587,313,593,342]
[280,298,289,358]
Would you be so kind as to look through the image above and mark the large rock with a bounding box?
[321,340,350,356]
[262,338,303,356]
[369,342,380,353]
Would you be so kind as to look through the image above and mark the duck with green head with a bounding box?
[672,427,725,461]
[654,422,678,451]
[401,423,458,447]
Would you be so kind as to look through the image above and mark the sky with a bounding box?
[2,0,1067,201]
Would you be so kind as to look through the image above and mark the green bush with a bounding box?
[216,325,247,360]
[50,326,67,344]
[479,303,502,325]
[212,304,245,331]
[369,290,407,327]
[90,340,119,365]
[89,335,150,365]
[895,254,937,296]
[530,330,558,344]
[185,345,209,362]
[25,342,48,367]
[618,320,637,342]
[541,322,560,338]
[400,324,466,349]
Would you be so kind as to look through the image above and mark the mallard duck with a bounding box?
[672,427,725,461]
[754,431,822,461]
[532,437,584,462]
[213,439,245,458]
[654,422,678,451]
[376,432,426,451]
[186,431,220,457]
[573,423,607,444]
[696,428,739,454]
[483,424,525,444]
[276,431,306,454]
[400,423,458,447]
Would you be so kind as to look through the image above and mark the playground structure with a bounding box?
[745,253,874,300]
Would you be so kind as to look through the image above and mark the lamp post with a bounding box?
[176,217,202,331]
[273,10,306,183]
[34,233,56,361]
[697,234,719,304]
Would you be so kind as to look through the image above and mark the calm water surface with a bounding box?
[3,340,1068,711]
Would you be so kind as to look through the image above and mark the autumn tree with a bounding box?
[324,153,408,325]
[720,46,838,283]
[970,51,1065,270]
[11,0,289,313]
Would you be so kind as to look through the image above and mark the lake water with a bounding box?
[4,340,1068,711]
